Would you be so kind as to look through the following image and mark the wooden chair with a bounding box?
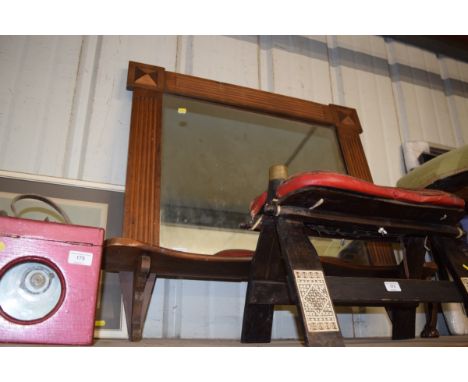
[239,165,467,345]
[102,61,467,345]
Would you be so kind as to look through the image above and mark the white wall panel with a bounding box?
[439,56,468,145]
[328,36,403,187]
[80,36,178,185]
[270,36,333,104]
[63,36,101,180]
[0,36,82,177]
[144,282,354,340]
[387,40,457,148]
[187,36,259,89]
[258,35,274,92]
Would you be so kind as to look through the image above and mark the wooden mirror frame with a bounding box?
[123,60,395,266]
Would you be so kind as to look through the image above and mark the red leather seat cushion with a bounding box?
[250,171,465,217]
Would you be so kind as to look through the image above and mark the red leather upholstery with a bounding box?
[250,193,268,217]
[250,171,465,217]
[213,249,254,258]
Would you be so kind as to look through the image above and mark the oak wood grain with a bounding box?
[123,88,163,246]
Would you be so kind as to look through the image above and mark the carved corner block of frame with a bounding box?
[329,104,363,134]
[127,61,165,92]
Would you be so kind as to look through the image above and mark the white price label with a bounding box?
[68,250,93,266]
[384,281,401,292]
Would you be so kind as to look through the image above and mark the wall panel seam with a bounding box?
[76,36,103,180]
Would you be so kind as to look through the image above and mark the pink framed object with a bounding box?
[0,216,104,345]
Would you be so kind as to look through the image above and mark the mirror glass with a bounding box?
[160,94,365,260]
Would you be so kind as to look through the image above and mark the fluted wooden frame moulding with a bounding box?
[123,60,395,267]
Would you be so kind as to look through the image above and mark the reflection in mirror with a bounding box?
[160,94,364,261]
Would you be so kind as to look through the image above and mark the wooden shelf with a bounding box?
[1,335,466,347]
[92,335,468,347]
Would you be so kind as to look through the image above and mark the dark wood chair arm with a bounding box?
[103,237,426,281]
[102,237,251,281]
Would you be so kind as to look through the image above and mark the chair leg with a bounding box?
[421,302,440,338]
[241,305,275,343]
[241,217,284,343]
[391,305,418,340]
[391,237,426,340]
[119,254,156,341]
[276,218,344,346]
[420,236,468,337]
[430,236,468,313]
[242,216,344,346]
